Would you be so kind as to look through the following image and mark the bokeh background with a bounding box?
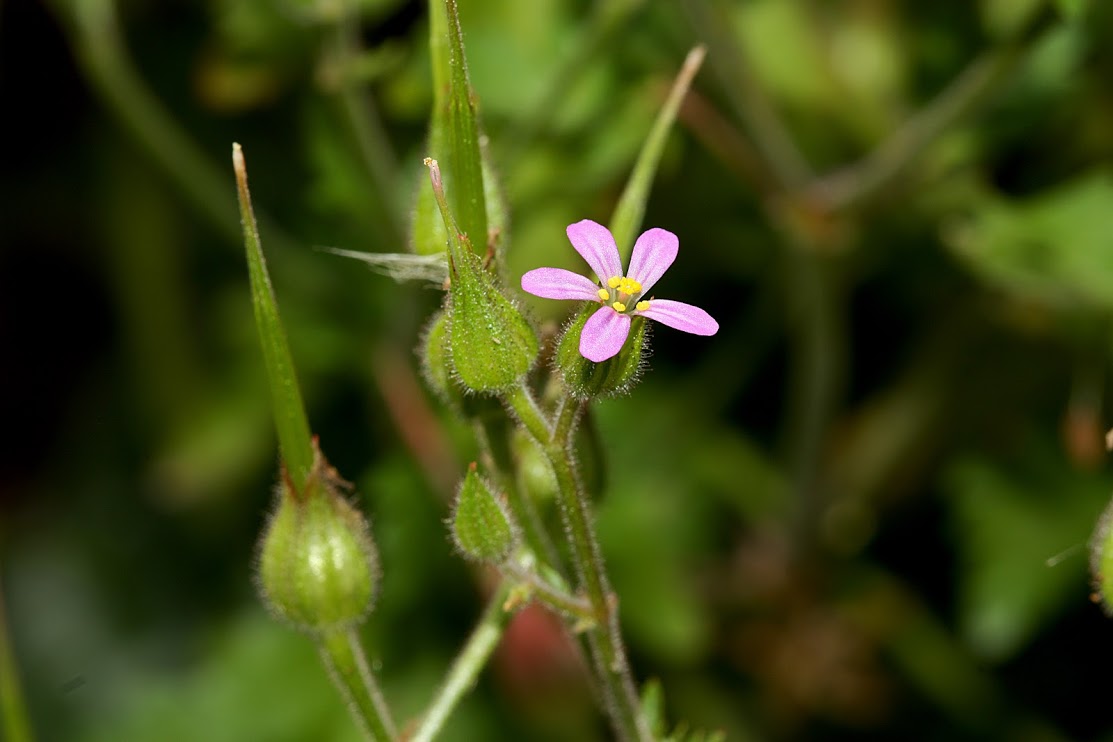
[5,0,1113,739]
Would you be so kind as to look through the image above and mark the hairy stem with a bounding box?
[504,384,651,742]
[410,582,515,742]
[317,629,397,742]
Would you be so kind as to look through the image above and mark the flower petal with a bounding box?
[567,219,622,284]
[521,267,602,301]
[637,299,718,336]
[580,306,632,362]
[627,228,678,294]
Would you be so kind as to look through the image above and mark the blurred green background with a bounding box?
[5,0,1113,739]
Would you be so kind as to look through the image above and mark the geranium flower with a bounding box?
[522,219,718,362]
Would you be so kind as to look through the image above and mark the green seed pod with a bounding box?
[556,304,647,399]
[446,249,539,392]
[452,463,516,563]
[257,458,379,634]
[1090,496,1113,614]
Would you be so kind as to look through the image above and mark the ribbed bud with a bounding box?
[556,305,647,399]
[451,463,516,563]
[256,453,379,634]
[446,249,539,392]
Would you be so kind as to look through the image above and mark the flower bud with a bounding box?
[556,305,647,399]
[256,455,379,634]
[447,249,539,392]
[451,463,516,563]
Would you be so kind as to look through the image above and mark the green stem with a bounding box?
[504,561,595,622]
[410,582,516,742]
[0,575,33,742]
[503,384,650,742]
[318,629,397,742]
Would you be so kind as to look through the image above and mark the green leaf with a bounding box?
[609,46,706,262]
[233,144,315,491]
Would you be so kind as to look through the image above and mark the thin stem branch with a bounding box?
[504,561,595,622]
[318,629,397,742]
[410,582,516,742]
[504,384,651,742]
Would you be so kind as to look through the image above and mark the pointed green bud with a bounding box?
[1091,497,1113,614]
[424,159,538,392]
[452,463,516,563]
[256,449,379,634]
[556,305,647,399]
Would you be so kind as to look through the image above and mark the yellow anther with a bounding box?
[618,277,642,295]
[597,288,610,301]
[607,276,622,289]
[611,301,627,312]
[636,300,650,312]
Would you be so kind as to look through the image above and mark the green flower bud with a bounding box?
[451,463,516,563]
[420,310,520,431]
[1091,497,1113,614]
[446,248,539,392]
[257,453,379,634]
[556,304,647,399]
[424,158,538,393]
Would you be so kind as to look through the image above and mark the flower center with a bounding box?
[598,276,652,314]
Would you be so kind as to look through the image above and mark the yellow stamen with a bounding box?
[597,288,610,301]
[607,276,622,289]
[611,301,627,312]
[636,300,650,311]
[618,277,642,295]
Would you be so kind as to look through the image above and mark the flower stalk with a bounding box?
[503,383,652,742]
[318,629,397,742]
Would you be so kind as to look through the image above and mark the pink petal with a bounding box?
[637,299,718,336]
[580,305,632,362]
[521,267,602,301]
[627,228,678,294]
[567,220,622,284]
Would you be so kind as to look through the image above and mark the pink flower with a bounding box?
[522,219,719,362]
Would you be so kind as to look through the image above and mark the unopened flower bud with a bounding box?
[556,304,647,399]
[256,453,379,634]
[451,463,516,563]
[424,158,538,392]
[446,249,539,392]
